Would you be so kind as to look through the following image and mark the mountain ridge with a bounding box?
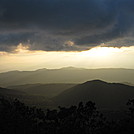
[53,80,134,110]
[0,67,134,87]
[1,67,134,74]
[8,83,76,98]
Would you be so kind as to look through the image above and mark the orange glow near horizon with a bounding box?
[0,45,134,72]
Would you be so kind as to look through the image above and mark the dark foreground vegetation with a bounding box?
[0,97,134,134]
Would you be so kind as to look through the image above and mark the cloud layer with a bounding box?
[0,0,134,51]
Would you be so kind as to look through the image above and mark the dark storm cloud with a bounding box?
[0,0,134,51]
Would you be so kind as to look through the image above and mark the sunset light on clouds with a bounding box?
[0,44,134,72]
[1,1,134,132]
[0,0,134,72]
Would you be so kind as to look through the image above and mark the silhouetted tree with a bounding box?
[3,97,133,134]
[0,97,44,134]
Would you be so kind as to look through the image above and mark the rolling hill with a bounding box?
[0,67,134,87]
[8,83,76,98]
[0,87,51,109]
[0,87,26,97]
[53,80,134,110]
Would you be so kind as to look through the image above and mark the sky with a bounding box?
[0,0,134,72]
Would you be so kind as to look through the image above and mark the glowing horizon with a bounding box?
[0,44,134,73]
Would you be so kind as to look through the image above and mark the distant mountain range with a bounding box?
[0,67,134,87]
[1,79,134,110]
[53,80,134,110]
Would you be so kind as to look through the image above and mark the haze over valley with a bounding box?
[0,67,134,87]
[1,0,134,133]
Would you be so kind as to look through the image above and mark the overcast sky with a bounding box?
[0,0,134,52]
[0,0,134,72]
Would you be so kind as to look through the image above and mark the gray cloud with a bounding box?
[0,0,134,51]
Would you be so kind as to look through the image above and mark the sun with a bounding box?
[79,47,122,58]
